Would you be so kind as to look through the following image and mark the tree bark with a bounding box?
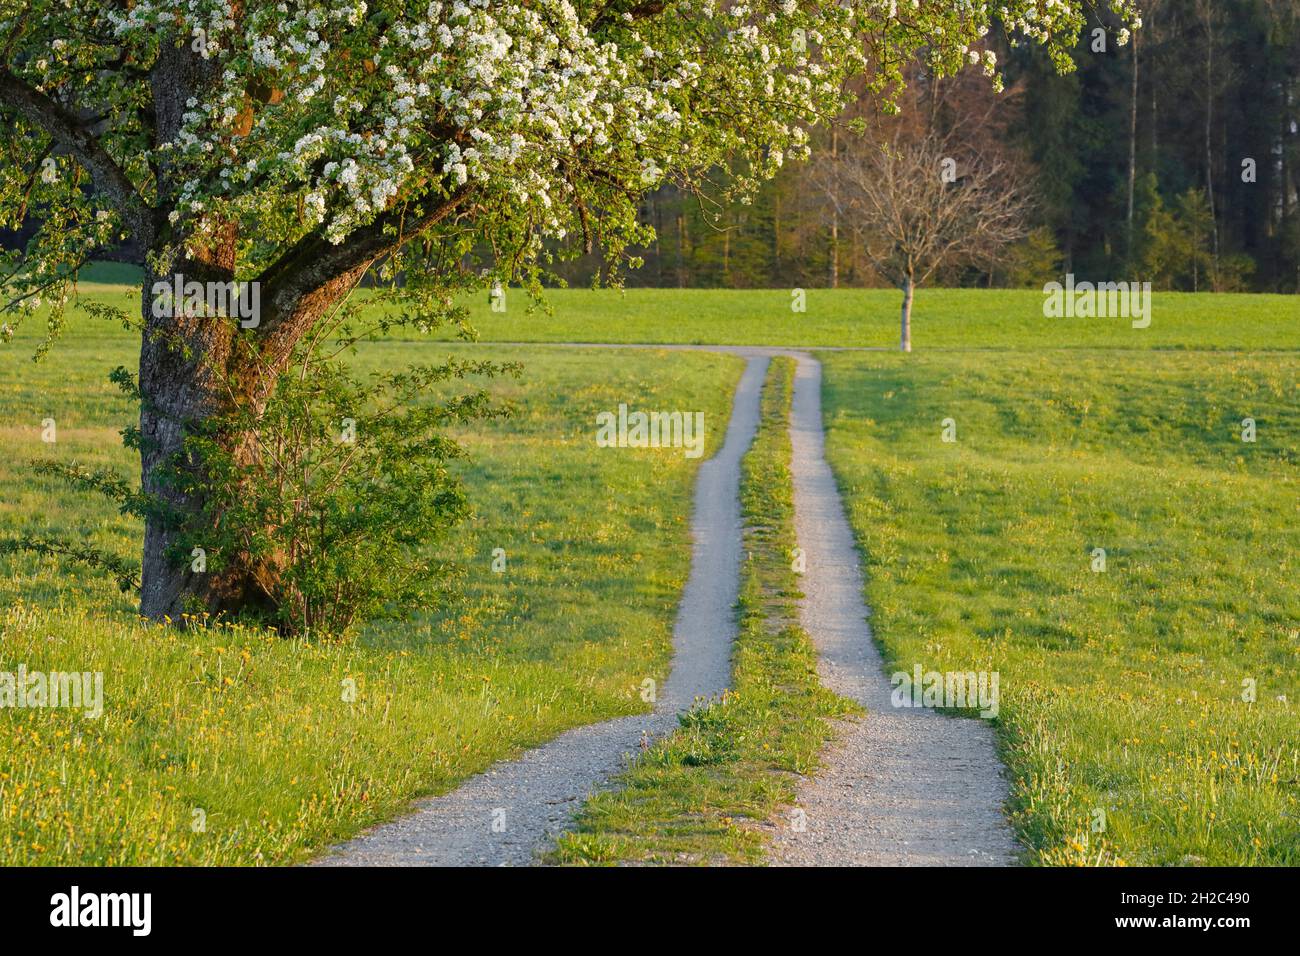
[1127,29,1138,267]
[1201,0,1220,288]
[676,200,688,288]
[136,272,270,620]
[829,128,840,289]
[652,192,664,285]
[900,275,913,352]
[136,210,284,620]
[772,189,782,281]
[722,224,730,284]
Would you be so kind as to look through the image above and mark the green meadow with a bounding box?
[35,266,1299,352]
[1,275,1296,865]
[819,349,1299,865]
[0,303,742,864]
[438,287,1296,352]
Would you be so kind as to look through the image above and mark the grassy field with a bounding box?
[20,269,1300,352]
[550,357,852,865]
[820,350,1299,865]
[0,310,743,864]
[3,274,1297,866]
[438,287,1298,352]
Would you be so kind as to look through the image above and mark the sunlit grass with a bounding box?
[15,274,1300,352]
[0,311,743,864]
[3,277,1296,866]
[550,358,854,865]
[820,349,1299,865]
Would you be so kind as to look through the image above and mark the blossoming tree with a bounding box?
[0,0,1137,621]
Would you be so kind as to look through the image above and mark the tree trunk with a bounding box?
[652,192,664,285]
[1149,6,1158,164]
[135,42,279,621]
[772,189,781,281]
[676,204,688,288]
[722,225,730,284]
[829,128,840,289]
[900,275,913,352]
[132,28,463,623]
[1201,1,1220,288]
[136,267,274,620]
[134,231,378,622]
[1127,29,1138,267]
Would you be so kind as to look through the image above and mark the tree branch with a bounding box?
[238,185,473,403]
[255,184,472,335]
[0,69,154,245]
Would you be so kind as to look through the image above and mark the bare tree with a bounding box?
[819,129,1032,351]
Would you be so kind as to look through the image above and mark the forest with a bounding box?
[553,0,1300,293]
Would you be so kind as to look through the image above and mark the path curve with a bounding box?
[315,354,769,866]
[769,352,1018,866]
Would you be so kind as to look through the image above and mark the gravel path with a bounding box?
[768,352,1019,866]
[314,354,768,866]
[315,342,1019,867]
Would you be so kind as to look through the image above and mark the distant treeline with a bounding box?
[553,0,1300,294]
[7,3,1296,295]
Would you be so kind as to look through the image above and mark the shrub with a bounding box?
[165,351,520,637]
[19,346,519,639]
